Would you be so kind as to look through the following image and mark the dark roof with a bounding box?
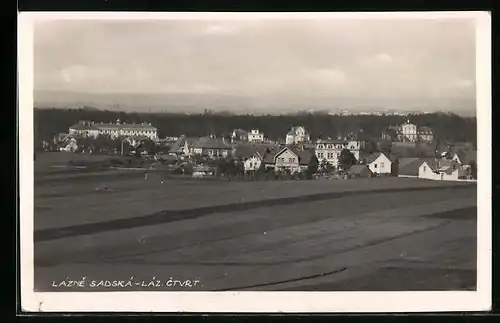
[193,137,233,150]
[363,152,382,164]
[418,126,433,133]
[421,158,460,174]
[168,135,199,153]
[316,139,348,145]
[69,123,100,131]
[348,165,373,175]
[397,158,424,176]
[234,143,277,159]
[70,121,157,131]
[272,146,316,165]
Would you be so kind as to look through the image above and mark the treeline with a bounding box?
[34,108,477,144]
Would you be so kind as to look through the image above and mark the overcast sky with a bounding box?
[33,17,477,111]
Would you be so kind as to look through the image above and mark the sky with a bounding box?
[33,16,477,113]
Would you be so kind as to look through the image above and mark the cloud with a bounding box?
[33,18,477,110]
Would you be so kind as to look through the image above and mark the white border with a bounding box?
[19,11,492,313]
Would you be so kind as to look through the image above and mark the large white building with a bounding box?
[400,120,418,142]
[247,129,264,143]
[314,139,362,168]
[285,126,310,145]
[69,119,158,140]
[393,120,434,143]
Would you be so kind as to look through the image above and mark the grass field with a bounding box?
[33,152,478,291]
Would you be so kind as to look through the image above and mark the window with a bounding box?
[318,152,324,159]
[318,144,324,149]
[423,166,427,171]
[327,153,334,159]
[380,162,385,168]
[374,164,378,168]
[327,144,333,149]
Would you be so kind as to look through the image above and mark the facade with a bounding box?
[364,152,392,175]
[191,137,234,158]
[231,129,249,142]
[391,120,434,143]
[418,126,434,143]
[315,139,362,167]
[285,126,310,145]
[400,120,418,142]
[168,135,198,157]
[69,119,158,140]
[243,154,264,172]
[419,159,460,181]
[247,129,265,143]
[264,146,316,173]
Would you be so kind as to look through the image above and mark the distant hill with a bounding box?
[33,90,477,116]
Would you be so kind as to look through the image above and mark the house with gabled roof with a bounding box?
[285,126,310,145]
[191,137,234,159]
[264,146,317,173]
[362,152,394,175]
[168,135,199,157]
[419,158,461,181]
[234,144,276,172]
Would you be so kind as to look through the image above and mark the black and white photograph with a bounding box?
[19,12,491,312]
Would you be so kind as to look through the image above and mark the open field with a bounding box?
[33,153,478,291]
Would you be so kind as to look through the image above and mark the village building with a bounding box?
[314,139,362,167]
[362,152,394,175]
[69,119,158,140]
[285,126,310,145]
[191,137,234,159]
[418,159,462,181]
[383,120,434,143]
[231,129,249,142]
[263,146,316,173]
[168,135,199,158]
[400,120,418,142]
[247,129,265,143]
[234,144,275,173]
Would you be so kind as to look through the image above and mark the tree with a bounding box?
[363,140,378,154]
[305,156,319,179]
[339,149,356,172]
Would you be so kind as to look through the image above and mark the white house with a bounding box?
[247,129,264,143]
[364,152,392,175]
[315,139,362,168]
[243,153,264,172]
[419,159,460,181]
[285,126,310,145]
[400,120,418,142]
